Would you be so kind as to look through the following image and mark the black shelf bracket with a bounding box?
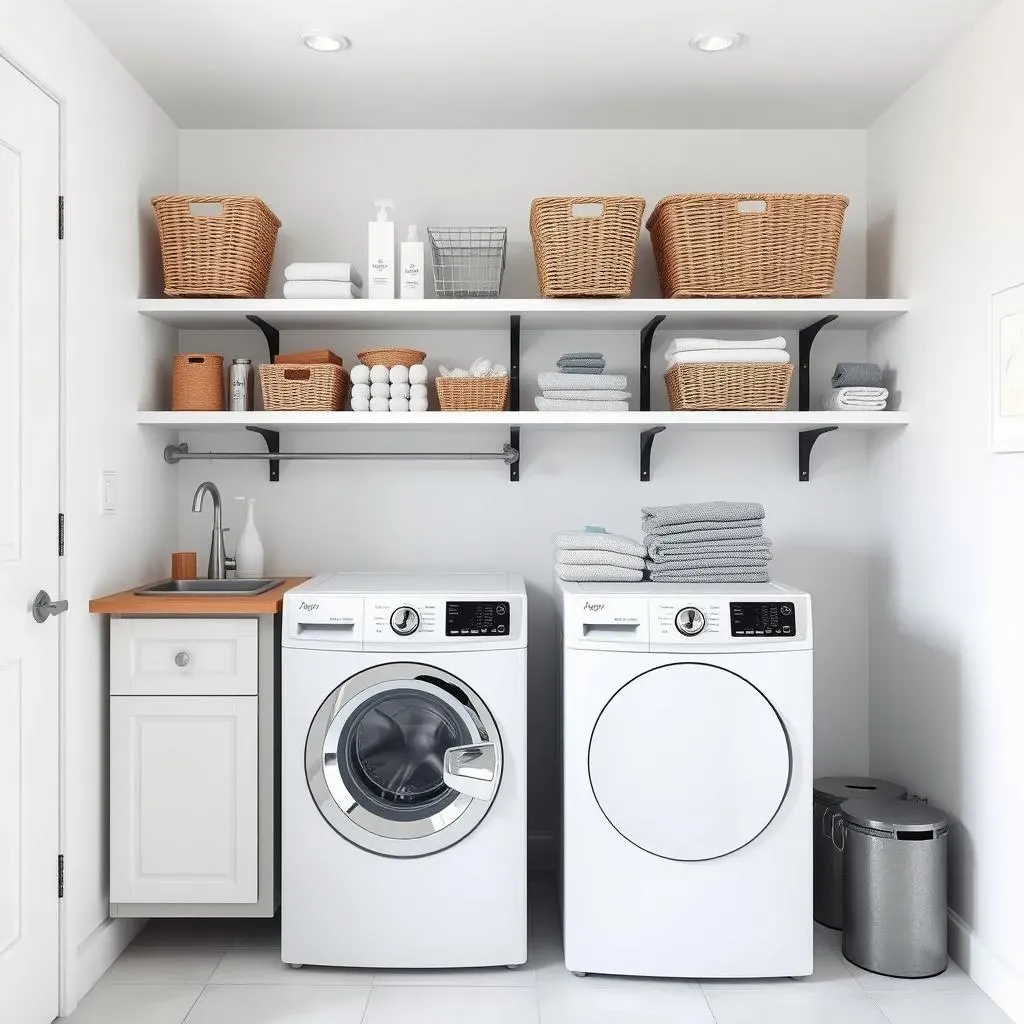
[246,426,281,482]
[798,315,838,411]
[639,315,666,412]
[509,314,521,482]
[798,426,837,482]
[640,426,666,482]
[246,315,280,362]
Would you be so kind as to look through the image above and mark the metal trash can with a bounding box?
[813,776,907,929]
[839,797,949,978]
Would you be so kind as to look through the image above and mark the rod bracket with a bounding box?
[246,426,281,482]
[640,426,666,482]
[509,428,520,482]
[640,316,666,412]
[798,315,838,411]
[164,443,188,464]
[246,315,280,361]
[798,426,837,482]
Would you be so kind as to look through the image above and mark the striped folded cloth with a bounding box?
[648,568,770,584]
[646,555,773,572]
[553,530,646,558]
[556,564,643,583]
[644,523,765,543]
[556,549,646,572]
[647,537,773,561]
[642,501,765,532]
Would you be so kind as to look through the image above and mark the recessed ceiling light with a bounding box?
[689,32,743,53]
[302,33,350,53]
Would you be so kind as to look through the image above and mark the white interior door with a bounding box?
[0,56,62,1024]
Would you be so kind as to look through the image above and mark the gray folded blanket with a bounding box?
[647,537,773,560]
[646,555,772,571]
[559,352,603,360]
[642,501,765,532]
[831,362,883,388]
[556,564,644,583]
[539,372,627,391]
[644,523,765,543]
[556,549,646,571]
[559,364,606,374]
[554,530,647,558]
[648,569,770,583]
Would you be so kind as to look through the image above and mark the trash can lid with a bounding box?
[813,776,908,805]
[840,796,948,834]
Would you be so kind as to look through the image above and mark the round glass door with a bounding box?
[588,663,791,861]
[306,663,502,857]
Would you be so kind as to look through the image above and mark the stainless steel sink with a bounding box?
[134,578,283,596]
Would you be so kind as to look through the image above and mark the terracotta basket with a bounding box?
[172,353,224,411]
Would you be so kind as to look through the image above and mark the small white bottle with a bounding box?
[233,497,265,578]
[368,199,395,299]
[400,225,425,300]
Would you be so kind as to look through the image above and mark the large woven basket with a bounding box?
[530,196,645,297]
[259,364,349,411]
[436,377,509,411]
[152,194,281,298]
[172,353,224,411]
[357,347,426,369]
[665,362,793,411]
[647,193,848,298]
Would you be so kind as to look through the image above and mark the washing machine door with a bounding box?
[588,662,791,861]
[306,662,502,857]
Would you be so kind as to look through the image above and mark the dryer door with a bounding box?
[306,662,502,857]
[588,663,791,861]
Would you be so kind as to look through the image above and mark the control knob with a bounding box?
[675,607,706,637]
[390,606,420,636]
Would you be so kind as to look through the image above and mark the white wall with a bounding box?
[0,0,178,1012]
[177,128,875,850]
[867,1,1024,1017]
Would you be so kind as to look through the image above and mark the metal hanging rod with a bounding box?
[164,443,519,466]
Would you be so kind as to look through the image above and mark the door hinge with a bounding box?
[58,513,65,556]
[57,855,64,898]
[58,195,64,240]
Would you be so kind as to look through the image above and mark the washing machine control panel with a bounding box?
[651,600,725,641]
[730,601,795,638]
[367,599,440,640]
[390,606,420,636]
[445,601,510,637]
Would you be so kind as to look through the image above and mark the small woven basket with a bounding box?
[357,347,426,369]
[436,377,510,412]
[152,194,281,298]
[259,364,349,411]
[647,193,848,298]
[530,196,645,297]
[665,363,793,411]
[172,353,224,411]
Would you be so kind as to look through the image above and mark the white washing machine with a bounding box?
[557,579,813,979]
[282,573,527,969]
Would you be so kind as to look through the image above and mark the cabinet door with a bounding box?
[110,695,258,904]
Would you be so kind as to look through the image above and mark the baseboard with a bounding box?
[66,916,145,1013]
[949,910,1024,1023]
[528,830,557,872]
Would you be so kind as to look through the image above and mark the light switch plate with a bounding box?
[102,471,116,514]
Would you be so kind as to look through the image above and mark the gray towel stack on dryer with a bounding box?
[553,530,647,582]
[536,353,631,411]
[641,502,773,583]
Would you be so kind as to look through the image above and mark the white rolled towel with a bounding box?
[369,364,390,384]
[409,396,429,412]
[350,364,370,385]
[351,382,371,401]
[389,364,410,385]
[389,397,410,412]
[370,382,390,400]
[351,396,370,412]
[410,383,428,401]
[390,382,411,400]
[369,396,390,412]
[409,364,428,385]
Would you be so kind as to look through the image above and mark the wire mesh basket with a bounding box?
[427,226,507,298]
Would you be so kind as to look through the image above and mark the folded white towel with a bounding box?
[282,280,361,300]
[350,364,370,385]
[536,397,629,412]
[410,383,428,400]
[666,336,786,358]
[667,349,791,366]
[351,397,370,412]
[390,382,411,400]
[351,382,371,401]
[285,262,363,288]
[553,531,646,558]
[389,365,410,385]
[409,396,429,412]
[543,390,632,401]
[555,564,644,583]
[369,396,390,412]
[370,382,390,400]
[555,550,647,571]
[389,397,410,412]
[825,387,889,411]
[538,371,628,391]
[409,364,428,385]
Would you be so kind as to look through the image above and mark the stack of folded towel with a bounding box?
[826,363,889,411]
[553,529,647,583]
[351,363,428,412]
[283,262,363,300]
[665,336,791,367]
[536,352,630,411]
[642,501,772,583]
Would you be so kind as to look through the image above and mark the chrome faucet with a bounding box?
[192,481,236,580]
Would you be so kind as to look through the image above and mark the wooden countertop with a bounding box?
[89,577,307,616]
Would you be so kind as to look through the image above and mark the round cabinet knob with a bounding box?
[675,607,706,637]
[174,650,191,668]
[390,606,420,636]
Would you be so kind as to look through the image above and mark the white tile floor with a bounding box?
[61,876,1012,1024]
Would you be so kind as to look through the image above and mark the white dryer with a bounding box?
[282,573,527,969]
[557,579,813,979]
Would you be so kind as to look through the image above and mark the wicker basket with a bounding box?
[259,364,349,411]
[172,353,224,411]
[357,347,426,369]
[665,362,793,411]
[436,377,510,412]
[647,193,848,298]
[274,349,343,366]
[530,196,645,297]
[152,194,281,298]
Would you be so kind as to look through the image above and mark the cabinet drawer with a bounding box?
[111,618,258,696]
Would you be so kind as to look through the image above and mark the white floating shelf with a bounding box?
[137,297,910,332]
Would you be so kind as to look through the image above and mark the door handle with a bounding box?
[443,743,498,802]
[32,590,69,624]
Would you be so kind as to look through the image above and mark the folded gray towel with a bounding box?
[559,351,603,360]
[644,523,765,543]
[558,356,605,365]
[556,564,644,583]
[554,531,647,558]
[831,362,883,388]
[648,544,773,562]
[642,501,765,531]
[543,390,631,401]
[538,372,628,391]
[648,569,770,584]
[647,537,773,560]
[559,364,606,374]
[556,550,646,571]
[536,398,629,411]
[645,555,773,571]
